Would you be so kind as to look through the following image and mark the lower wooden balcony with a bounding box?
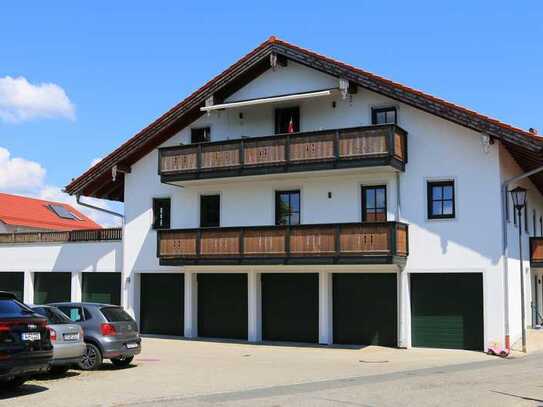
[158,222,408,266]
[530,237,543,268]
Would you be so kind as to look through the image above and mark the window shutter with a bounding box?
[153,198,171,229]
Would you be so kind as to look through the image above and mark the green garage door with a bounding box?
[140,273,184,336]
[198,274,247,340]
[82,273,121,305]
[262,273,319,343]
[0,272,24,301]
[411,273,483,351]
[333,273,397,347]
[34,272,71,304]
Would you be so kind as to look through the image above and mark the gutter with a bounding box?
[501,164,543,351]
[76,195,124,221]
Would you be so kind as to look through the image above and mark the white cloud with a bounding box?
[0,76,76,123]
[0,147,122,227]
[90,157,102,168]
[0,147,46,192]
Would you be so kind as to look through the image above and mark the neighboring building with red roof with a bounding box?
[0,192,101,232]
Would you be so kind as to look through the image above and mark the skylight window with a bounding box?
[48,204,81,220]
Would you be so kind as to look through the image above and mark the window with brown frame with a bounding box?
[191,127,210,144]
[361,185,387,222]
[274,107,299,134]
[372,106,397,125]
[152,198,171,229]
[427,180,455,219]
[275,190,300,225]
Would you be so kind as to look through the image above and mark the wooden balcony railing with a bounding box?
[0,228,122,245]
[159,124,407,183]
[530,237,543,267]
[158,222,408,266]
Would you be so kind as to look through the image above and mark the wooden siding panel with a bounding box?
[200,230,240,255]
[289,134,335,162]
[531,238,543,263]
[339,130,387,158]
[160,231,197,256]
[340,225,390,254]
[244,228,286,255]
[290,227,335,255]
[244,138,286,166]
[201,144,240,169]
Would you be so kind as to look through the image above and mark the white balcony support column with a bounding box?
[248,271,262,342]
[397,268,411,348]
[23,271,34,304]
[71,272,82,302]
[184,271,198,338]
[319,271,333,345]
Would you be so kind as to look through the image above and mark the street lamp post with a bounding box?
[511,186,528,353]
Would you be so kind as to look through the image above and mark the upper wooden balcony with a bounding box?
[158,124,407,184]
[157,221,408,266]
[530,237,543,268]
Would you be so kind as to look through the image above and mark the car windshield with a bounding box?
[101,307,133,322]
[0,299,34,316]
[32,306,72,324]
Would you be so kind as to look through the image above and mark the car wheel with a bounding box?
[78,343,103,370]
[0,376,27,390]
[111,355,134,368]
[49,365,70,375]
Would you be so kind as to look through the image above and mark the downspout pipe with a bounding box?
[502,165,543,351]
[76,194,124,221]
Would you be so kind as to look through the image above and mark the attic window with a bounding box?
[48,204,81,221]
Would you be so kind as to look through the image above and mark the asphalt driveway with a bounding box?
[2,337,538,406]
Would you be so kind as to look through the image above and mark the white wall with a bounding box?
[120,60,543,350]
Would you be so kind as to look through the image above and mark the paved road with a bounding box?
[131,351,543,407]
[4,338,543,406]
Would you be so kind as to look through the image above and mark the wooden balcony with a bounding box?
[530,237,543,268]
[0,228,122,245]
[158,222,408,266]
[159,124,407,183]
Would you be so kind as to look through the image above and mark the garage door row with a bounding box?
[0,272,121,305]
[139,272,484,350]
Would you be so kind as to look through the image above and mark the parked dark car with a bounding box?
[0,292,53,389]
[30,305,86,374]
[49,302,141,370]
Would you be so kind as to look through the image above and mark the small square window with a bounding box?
[427,181,455,219]
[191,127,210,144]
[372,107,397,125]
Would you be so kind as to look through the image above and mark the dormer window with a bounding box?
[47,204,81,221]
[191,127,210,144]
[372,106,397,125]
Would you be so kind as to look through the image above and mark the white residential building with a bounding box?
[3,37,543,352]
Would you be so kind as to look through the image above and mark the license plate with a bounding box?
[63,333,79,341]
[126,343,138,349]
[22,332,41,341]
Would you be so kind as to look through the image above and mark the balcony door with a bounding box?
[275,190,300,225]
[200,194,220,227]
[362,185,387,222]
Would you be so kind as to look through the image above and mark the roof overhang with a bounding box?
[65,36,543,201]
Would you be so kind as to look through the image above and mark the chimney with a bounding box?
[529,128,539,135]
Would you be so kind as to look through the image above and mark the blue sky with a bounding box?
[0,1,541,224]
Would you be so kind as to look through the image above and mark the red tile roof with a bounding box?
[0,193,101,231]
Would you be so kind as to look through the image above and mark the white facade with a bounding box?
[2,59,542,352]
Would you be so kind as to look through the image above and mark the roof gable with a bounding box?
[65,36,543,201]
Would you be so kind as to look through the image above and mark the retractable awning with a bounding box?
[200,88,337,112]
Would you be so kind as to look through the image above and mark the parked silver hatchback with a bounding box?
[50,302,141,370]
[30,305,85,374]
